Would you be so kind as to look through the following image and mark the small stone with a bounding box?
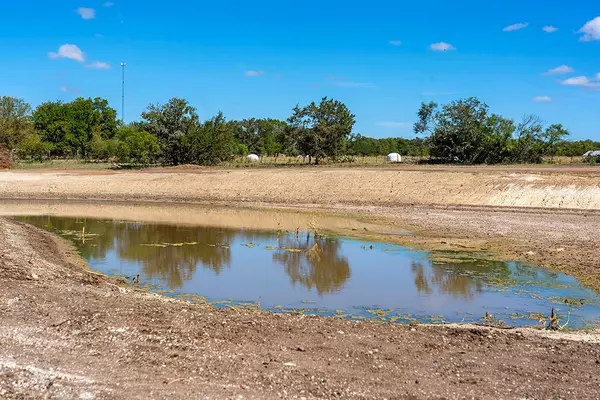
[283,362,296,367]
[31,273,39,280]
[337,331,345,335]
[296,346,306,352]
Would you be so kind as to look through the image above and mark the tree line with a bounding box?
[0,95,598,166]
[414,97,597,163]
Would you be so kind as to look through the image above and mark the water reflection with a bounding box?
[412,260,511,299]
[116,225,236,287]
[274,234,350,295]
[20,216,352,292]
[17,215,600,328]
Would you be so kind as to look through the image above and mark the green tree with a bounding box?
[557,140,600,158]
[62,97,117,158]
[377,138,398,156]
[542,124,569,159]
[235,143,249,156]
[256,119,286,156]
[32,97,118,158]
[116,125,160,166]
[479,114,515,164]
[231,118,260,152]
[0,96,32,150]
[89,133,118,161]
[33,101,69,156]
[287,97,355,164]
[141,98,199,165]
[184,112,236,165]
[396,138,413,156]
[17,133,52,162]
[348,134,377,158]
[511,114,545,163]
[414,97,490,163]
[231,118,286,156]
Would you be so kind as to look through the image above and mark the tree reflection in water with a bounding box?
[114,224,238,288]
[273,233,351,295]
[20,217,352,293]
[21,216,239,288]
[411,259,511,298]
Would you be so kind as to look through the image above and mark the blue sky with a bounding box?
[1,1,599,140]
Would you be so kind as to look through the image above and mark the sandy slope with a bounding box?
[1,166,600,209]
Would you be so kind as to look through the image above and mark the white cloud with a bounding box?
[561,75,600,88]
[389,40,402,46]
[430,42,455,51]
[85,61,111,69]
[59,86,69,93]
[94,33,103,38]
[532,96,552,102]
[245,70,265,77]
[562,76,590,85]
[77,7,96,20]
[542,25,558,33]
[104,2,115,6]
[503,22,529,32]
[578,16,600,41]
[377,121,409,128]
[48,44,85,62]
[546,65,575,75]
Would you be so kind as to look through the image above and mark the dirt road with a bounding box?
[1,218,600,399]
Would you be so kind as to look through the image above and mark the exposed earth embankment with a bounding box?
[1,166,600,209]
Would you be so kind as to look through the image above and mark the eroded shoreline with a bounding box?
[1,217,600,399]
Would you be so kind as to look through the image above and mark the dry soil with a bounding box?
[1,218,600,400]
[2,166,600,399]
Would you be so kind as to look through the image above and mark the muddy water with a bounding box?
[20,216,600,328]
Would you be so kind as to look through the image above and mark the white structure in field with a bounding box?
[387,153,402,163]
[246,154,260,162]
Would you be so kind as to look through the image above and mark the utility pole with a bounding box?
[120,62,126,122]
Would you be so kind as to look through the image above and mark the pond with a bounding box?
[19,215,600,328]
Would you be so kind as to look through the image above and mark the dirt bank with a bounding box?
[1,217,600,400]
[2,167,600,210]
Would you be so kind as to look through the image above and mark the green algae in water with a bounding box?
[18,215,600,329]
